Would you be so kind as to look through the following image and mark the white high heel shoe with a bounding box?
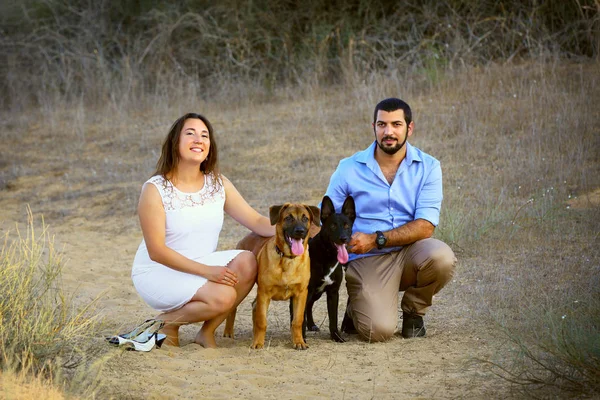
[116,332,166,352]
[106,319,166,352]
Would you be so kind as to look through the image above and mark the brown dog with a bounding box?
[223,203,320,350]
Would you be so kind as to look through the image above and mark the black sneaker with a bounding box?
[401,312,426,338]
[341,310,357,334]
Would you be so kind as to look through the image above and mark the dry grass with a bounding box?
[1,0,598,112]
[0,369,66,400]
[0,208,108,398]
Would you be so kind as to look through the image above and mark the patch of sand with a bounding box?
[39,213,508,399]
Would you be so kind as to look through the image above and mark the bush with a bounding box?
[488,290,600,398]
[0,208,105,397]
[0,0,598,110]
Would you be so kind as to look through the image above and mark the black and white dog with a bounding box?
[302,195,355,342]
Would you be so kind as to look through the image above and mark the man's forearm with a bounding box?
[384,219,435,247]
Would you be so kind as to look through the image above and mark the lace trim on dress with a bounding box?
[147,174,225,212]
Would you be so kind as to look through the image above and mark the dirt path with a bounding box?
[23,211,508,400]
[0,103,518,399]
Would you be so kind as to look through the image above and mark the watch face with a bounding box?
[376,231,386,248]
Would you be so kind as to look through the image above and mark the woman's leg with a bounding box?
[195,251,258,348]
[157,282,237,346]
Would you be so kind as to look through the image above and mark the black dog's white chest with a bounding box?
[317,262,339,292]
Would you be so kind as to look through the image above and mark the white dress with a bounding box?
[131,174,243,312]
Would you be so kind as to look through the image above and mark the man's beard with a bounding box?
[377,133,408,155]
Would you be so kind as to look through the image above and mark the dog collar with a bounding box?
[275,245,296,259]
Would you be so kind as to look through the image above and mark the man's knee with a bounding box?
[355,316,396,342]
[428,240,456,284]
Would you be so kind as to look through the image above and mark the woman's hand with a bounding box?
[206,266,239,286]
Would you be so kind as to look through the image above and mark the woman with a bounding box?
[131,113,274,348]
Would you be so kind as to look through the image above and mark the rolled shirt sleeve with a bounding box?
[414,162,442,226]
[324,141,443,261]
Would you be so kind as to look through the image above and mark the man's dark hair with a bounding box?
[373,98,412,125]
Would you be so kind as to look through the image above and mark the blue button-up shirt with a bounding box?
[324,141,443,261]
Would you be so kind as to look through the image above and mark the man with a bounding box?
[324,97,456,341]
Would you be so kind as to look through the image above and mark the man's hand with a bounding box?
[347,232,377,254]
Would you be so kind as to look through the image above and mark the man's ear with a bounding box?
[407,121,415,137]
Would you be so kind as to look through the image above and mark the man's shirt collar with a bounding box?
[356,141,422,166]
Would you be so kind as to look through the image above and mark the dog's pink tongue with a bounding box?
[291,239,304,255]
[336,244,349,264]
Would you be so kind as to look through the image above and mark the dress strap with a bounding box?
[145,175,171,200]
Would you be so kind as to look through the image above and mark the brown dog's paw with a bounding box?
[293,341,309,350]
[223,309,236,339]
[251,342,264,349]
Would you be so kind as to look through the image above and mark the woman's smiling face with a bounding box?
[178,118,211,165]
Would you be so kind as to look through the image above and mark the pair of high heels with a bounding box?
[106,319,166,352]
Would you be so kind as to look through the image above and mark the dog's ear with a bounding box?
[269,205,285,225]
[305,205,321,227]
[320,196,334,223]
[342,196,356,223]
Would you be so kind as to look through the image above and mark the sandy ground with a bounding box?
[74,228,506,400]
[0,106,532,399]
[1,195,512,400]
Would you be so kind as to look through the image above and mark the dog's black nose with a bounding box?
[293,226,307,237]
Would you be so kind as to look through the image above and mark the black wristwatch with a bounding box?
[375,231,387,249]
